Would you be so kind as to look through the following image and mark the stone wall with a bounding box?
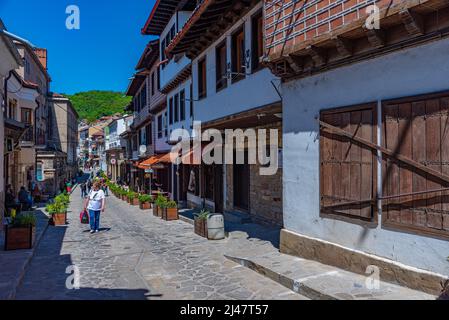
[224,122,283,226]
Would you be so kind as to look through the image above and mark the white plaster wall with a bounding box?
[160,12,192,89]
[167,78,192,136]
[283,38,449,276]
[191,3,280,123]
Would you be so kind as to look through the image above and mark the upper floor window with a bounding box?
[157,115,163,138]
[25,59,31,75]
[151,72,155,96]
[161,39,166,69]
[231,26,245,83]
[180,89,185,121]
[216,41,227,92]
[252,11,264,72]
[174,93,179,123]
[157,67,161,90]
[8,99,17,120]
[141,84,147,110]
[146,123,152,145]
[169,97,174,125]
[198,57,207,100]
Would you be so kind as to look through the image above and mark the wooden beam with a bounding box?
[399,9,424,35]
[364,28,385,48]
[285,55,303,73]
[319,120,449,185]
[306,45,327,66]
[331,36,353,58]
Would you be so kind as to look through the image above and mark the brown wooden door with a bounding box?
[234,163,249,211]
[382,95,449,238]
[320,104,377,220]
[213,164,223,213]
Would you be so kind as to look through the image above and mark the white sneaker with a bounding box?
[95,230,99,233]
[90,230,95,234]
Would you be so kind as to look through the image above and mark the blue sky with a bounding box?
[0,0,156,94]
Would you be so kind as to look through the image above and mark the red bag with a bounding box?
[80,210,89,224]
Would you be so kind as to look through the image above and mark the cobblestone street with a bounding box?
[15,186,305,300]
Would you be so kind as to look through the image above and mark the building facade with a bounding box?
[0,19,23,228]
[264,0,449,293]
[164,0,283,225]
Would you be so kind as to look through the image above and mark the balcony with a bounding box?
[21,125,34,143]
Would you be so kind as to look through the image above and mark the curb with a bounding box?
[224,254,339,300]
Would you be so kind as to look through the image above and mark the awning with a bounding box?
[137,152,174,169]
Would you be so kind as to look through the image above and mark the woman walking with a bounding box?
[83,181,105,234]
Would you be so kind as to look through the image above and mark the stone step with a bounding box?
[223,211,252,224]
[224,252,436,300]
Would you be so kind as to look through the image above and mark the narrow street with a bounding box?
[15,185,305,300]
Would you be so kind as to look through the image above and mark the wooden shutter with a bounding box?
[382,93,449,238]
[320,104,377,221]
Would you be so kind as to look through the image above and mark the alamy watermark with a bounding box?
[168,121,280,176]
[65,265,81,290]
[66,5,80,30]
[365,4,381,30]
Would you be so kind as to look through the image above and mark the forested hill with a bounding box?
[65,91,131,123]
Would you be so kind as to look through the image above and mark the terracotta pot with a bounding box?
[4,225,35,250]
[131,198,139,206]
[140,202,151,210]
[194,217,208,238]
[52,212,67,226]
[163,208,178,221]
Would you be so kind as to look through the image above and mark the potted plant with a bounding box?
[4,212,37,250]
[46,201,67,226]
[162,200,178,221]
[120,189,127,201]
[138,194,152,210]
[127,191,139,206]
[194,210,209,238]
[154,194,167,217]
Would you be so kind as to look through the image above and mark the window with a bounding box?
[169,97,174,125]
[180,90,185,121]
[161,39,166,69]
[157,67,161,90]
[174,93,179,123]
[21,108,32,124]
[146,123,152,145]
[164,111,168,136]
[190,83,194,119]
[151,72,155,96]
[157,115,163,138]
[8,99,17,120]
[141,84,147,109]
[170,25,175,41]
[252,11,264,72]
[216,42,227,91]
[231,27,245,83]
[140,127,146,146]
[198,57,207,99]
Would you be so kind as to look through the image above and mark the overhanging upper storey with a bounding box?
[141,0,198,36]
[264,0,449,80]
[166,0,260,59]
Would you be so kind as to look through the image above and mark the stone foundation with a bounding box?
[280,228,448,296]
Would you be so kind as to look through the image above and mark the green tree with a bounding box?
[64,91,131,123]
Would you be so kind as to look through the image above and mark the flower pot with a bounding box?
[194,217,208,238]
[4,225,35,250]
[130,198,139,206]
[52,212,67,226]
[163,208,178,221]
[140,202,151,210]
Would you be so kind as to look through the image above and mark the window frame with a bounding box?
[198,57,207,100]
[215,41,228,92]
[231,26,246,84]
[251,10,264,73]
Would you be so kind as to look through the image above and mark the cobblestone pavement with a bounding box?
[15,187,306,300]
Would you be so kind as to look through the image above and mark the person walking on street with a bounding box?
[83,181,105,234]
[80,182,87,198]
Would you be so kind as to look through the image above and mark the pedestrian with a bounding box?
[83,181,106,234]
[87,179,92,193]
[18,186,31,211]
[80,182,87,198]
